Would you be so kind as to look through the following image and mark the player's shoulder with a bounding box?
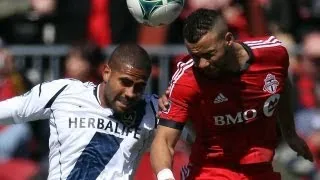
[171,55,197,86]
[242,36,288,56]
[52,78,96,90]
[143,94,158,109]
[168,55,200,100]
[136,94,158,130]
[35,78,75,94]
[38,78,96,97]
[42,78,87,86]
[242,36,289,67]
[174,55,194,74]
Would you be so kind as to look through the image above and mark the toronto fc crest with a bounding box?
[263,74,279,94]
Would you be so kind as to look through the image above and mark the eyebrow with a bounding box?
[119,77,132,81]
[205,49,216,54]
[137,82,147,87]
[198,49,216,56]
[119,77,147,85]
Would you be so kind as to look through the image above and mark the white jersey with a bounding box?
[0,79,158,180]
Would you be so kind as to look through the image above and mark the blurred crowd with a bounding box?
[0,0,320,179]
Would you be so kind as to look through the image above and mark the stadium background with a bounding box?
[0,0,320,179]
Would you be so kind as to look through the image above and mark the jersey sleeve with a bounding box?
[268,43,290,78]
[280,46,290,78]
[0,79,70,124]
[158,59,198,130]
[244,36,290,94]
[245,36,290,76]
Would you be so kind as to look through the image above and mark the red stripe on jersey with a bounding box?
[248,41,282,47]
[249,43,282,49]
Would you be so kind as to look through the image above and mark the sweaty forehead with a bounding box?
[115,63,149,80]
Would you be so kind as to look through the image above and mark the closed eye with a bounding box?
[119,77,133,87]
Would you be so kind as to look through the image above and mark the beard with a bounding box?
[206,45,231,76]
[104,83,139,113]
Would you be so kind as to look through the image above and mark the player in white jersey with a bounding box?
[0,43,157,180]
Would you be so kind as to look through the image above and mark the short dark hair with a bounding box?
[183,8,228,43]
[108,43,152,74]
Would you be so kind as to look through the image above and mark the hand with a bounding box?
[157,89,171,117]
[286,134,313,162]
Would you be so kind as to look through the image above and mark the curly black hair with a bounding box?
[183,8,228,43]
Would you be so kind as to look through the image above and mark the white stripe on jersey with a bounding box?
[244,36,282,49]
[171,62,184,82]
[180,164,191,180]
[169,59,194,97]
[171,60,193,84]
[244,36,275,45]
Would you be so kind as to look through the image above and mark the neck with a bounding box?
[98,83,108,108]
[228,42,250,72]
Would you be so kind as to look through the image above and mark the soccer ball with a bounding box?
[126,0,184,27]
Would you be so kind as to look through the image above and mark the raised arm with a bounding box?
[0,79,70,125]
[0,95,31,124]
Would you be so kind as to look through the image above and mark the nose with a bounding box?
[195,58,209,69]
[124,86,136,99]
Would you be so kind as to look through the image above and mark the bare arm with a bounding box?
[277,78,296,138]
[152,59,197,178]
[150,125,181,179]
[277,78,313,161]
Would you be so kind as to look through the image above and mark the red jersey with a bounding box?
[159,36,289,167]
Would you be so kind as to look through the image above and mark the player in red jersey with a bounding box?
[150,9,313,180]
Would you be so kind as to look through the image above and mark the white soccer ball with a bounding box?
[126,0,184,27]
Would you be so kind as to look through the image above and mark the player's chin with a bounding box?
[114,101,131,113]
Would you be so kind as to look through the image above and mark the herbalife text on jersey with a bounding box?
[69,117,141,139]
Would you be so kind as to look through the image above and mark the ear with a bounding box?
[224,32,234,46]
[102,64,111,82]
